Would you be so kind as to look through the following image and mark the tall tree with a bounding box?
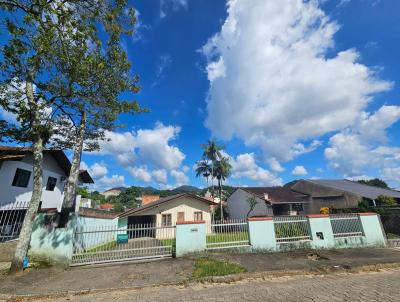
[201,140,223,198]
[195,160,212,189]
[0,0,143,272]
[213,156,232,221]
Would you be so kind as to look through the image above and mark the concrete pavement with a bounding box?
[6,269,400,302]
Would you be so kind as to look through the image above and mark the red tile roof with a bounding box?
[100,203,114,210]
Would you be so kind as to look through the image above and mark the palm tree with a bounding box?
[195,160,211,188]
[201,140,223,198]
[213,156,232,221]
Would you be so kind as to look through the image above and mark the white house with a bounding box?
[119,193,214,239]
[227,187,310,219]
[0,146,93,211]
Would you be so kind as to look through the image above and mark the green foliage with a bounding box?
[358,178,389,189]
[376,195,397,206]
[246,195,258,217]
[193,258,246,278]
[76,187,91,198]
[274,223,308,239]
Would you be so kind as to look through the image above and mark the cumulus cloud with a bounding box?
[291,165,308,176]
[94,175,126,191]
[170,169,189,187]
[80,161,108,180]
[93,123,187,187]
[229,153,282,186]
[325,106,400,183]
[201,0,391,163]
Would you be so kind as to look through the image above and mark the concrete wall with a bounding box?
[227,189,273,219]
[291,180,360,214]
[0,154,67,210]
[29,213,74,265]
[175,221,206,257]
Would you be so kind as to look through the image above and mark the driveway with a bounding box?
[9,269,400,302]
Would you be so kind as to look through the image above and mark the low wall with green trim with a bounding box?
[28,213,75,265]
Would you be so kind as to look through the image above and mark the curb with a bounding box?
[2,262,400,301]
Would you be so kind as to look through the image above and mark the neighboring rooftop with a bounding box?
[240,187,309,204]
[306,179,400,200]
[119,193,214,217]
[0,146,94,183]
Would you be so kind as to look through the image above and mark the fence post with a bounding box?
[307,214,335,249]
[175,220,206,257]
[248,217,276,251]
[359,213,387,247]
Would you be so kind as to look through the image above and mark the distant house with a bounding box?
[228,187,309,219]
[100,203,114,211]
[101,187,125,199]
[0,146,93,211]
[119,193,214,227]
[290,179,400,213]
[141,194,160,206]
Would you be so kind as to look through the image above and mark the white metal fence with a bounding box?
[330,214,364,238]
[206,219,250,250]
[0,202,29,242]
[273,216,311,243]
[71,223,176,266]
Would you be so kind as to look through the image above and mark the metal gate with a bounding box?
[71,223,176,266]
[206,219,250,250]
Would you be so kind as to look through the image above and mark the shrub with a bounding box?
[320,207,330,214]
[376,195,397,206]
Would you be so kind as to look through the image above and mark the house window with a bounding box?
[194,211,203,221]
[46,177,57,191]
[161,214,172,226]
[12,168,31,188]
[177,211,185,222]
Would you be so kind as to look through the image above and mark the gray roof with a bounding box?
[119,193,214,218]
[307,179,400,200]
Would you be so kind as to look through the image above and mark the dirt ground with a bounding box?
[0,247,399,298]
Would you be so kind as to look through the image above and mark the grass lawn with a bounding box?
[206,232,249,243]
[387,233,400,239]
[85,240,117,253]
[193,258,246,278]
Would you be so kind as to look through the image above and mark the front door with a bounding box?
[177,212,185,222]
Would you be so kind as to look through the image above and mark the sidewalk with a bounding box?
[0,248,399,298]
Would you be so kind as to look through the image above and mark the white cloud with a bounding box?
[94,123,187,187]
[88,162,108,180]
[133,123,185,169]
[325,105,400,183]
[152,54,172,87]
[160,0,187,19]
[291,165,308,176]
[128,166,152,183]
[170,169,189,187]
[202,0,391,162]
[229,153,282,186]
[152,169,168,184]
[97,123,185,170]
[267,157,285,173]
[95,175,126,191]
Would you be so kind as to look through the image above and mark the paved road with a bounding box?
[25,269,400,302]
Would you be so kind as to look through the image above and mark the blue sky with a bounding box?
[74,0,400,191]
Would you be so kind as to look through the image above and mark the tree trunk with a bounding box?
[219,178,223,221]
[62,111,86,210]
[10,75,44,273]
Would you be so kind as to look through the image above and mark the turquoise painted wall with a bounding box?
[308,216,335,249]
[248,219,276,251]
[29,213,74,265]
[359,214,386,247]
[175,222,206,257]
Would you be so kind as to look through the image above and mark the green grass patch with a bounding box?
[387,233,400,239]
[206,232,249,243]
[85,240,117,253]
[193,258,246,278]
[160,238,176,246]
